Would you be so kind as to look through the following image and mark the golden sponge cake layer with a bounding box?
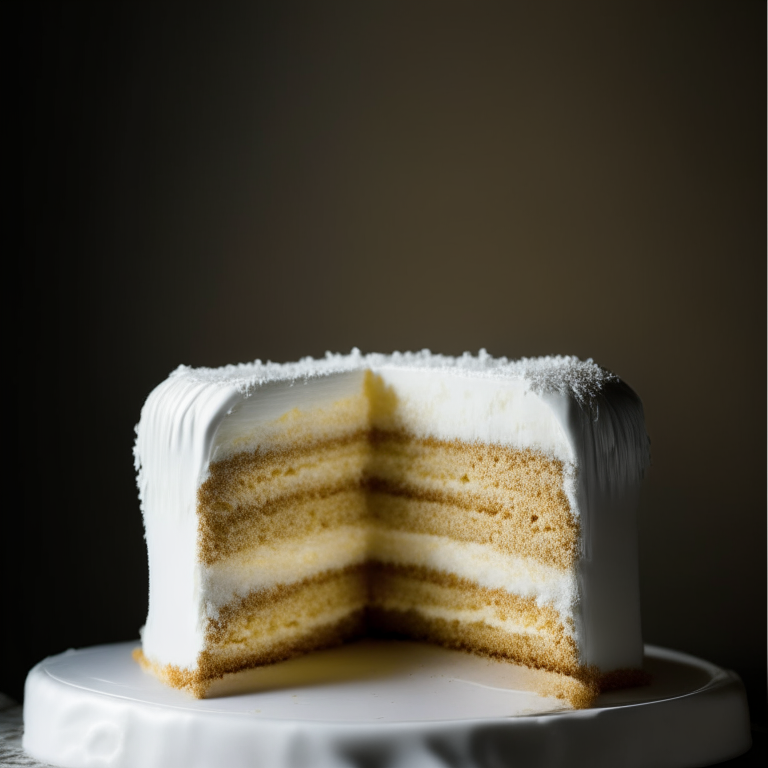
[200,488,367,567]
[198,434,370,565]
[368,432,577,569]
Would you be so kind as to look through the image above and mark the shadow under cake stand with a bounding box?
[23,640,751,768]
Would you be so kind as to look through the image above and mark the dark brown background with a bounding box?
[18,0,765,735]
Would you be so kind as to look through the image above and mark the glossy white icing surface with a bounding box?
[22,642,752,768]
[134,351,650,673]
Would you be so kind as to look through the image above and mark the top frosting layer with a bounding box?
[169,349,620,409]
[135,350,651,517]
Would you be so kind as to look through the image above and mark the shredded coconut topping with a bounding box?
[170,349,618,406]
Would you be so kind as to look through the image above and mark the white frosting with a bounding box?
[134,351,650,673]
[369,367,575,461]
[210,370,368,463]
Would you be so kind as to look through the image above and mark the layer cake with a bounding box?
[134,350,650,706]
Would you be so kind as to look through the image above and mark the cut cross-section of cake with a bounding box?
[133,350,650,706]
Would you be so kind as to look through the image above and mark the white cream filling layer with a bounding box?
[202,526,369,619]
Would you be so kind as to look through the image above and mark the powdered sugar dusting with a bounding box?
[169,349,617,406]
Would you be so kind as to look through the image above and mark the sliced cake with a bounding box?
[133,350,650,706]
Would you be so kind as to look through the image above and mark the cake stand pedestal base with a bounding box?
[23,640,751,768]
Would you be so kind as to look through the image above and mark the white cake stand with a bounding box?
[23,640,750,768]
